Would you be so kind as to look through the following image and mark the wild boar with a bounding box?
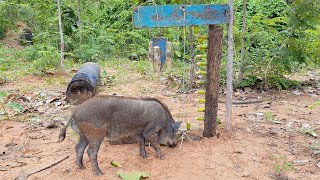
[59,95,182,175]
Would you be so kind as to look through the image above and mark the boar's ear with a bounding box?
[172,121,182,130]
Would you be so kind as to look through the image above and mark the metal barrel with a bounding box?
[66,62,101,104]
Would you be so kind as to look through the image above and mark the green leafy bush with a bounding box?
[26,45,59,72]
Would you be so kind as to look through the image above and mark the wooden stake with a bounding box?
[203,25,223,138]
[153,46,161,73]
[165,41,172,72]
[148,41,154,71]
[225,0,235,131]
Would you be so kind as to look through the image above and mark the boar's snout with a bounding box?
[169,143,177,148]
[167,139,177,148]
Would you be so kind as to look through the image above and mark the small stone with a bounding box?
[244,87,252,93]
[242,171,250,177]
[234,150,243,154]
[255,112,264,120]
[160,78,167,82]
[62,105,73,110]
[262,104,270,108]
[54,101,62,107]
[5,143,17,147]
[313,151,320,156]
[292,90,302,96]
[39,92,47,97]
[269,128,279,135]
[234,92,241,97]
[42,121,59,129]
[273,121,283,124]
[302,123,311,129]
[35,101,44,107]
[244,127,252,133]
[303,87,316,93]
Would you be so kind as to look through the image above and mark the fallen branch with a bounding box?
[233,99,262,104]
[293,159,312,166]
[219,99,263,104]
[15,155,69,180]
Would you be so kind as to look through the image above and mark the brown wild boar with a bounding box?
[59,95,182,175]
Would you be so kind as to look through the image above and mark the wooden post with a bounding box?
[165,41,172,72]
[203,25,223,138]
[148,41,154,71]
[153,46,161,73]
[225,0,235,131]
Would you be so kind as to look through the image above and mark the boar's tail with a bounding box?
[58,115,74,142]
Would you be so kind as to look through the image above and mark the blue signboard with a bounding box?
[133,4,230,28]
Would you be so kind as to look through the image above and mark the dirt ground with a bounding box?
[0,64,319,180]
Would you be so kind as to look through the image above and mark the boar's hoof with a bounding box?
[159,154,165,160]
[94,170,103,176]
[140,153,148,158]
[77,165,85,170]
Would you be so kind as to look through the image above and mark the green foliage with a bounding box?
[286,0,320,65]
[238,75,259,88]
[234,0,320,89]
[272,154,294,172]
[0,91,24,118]
[301,127,317,138]
[266,75,301,90]
[309,101,320,110]
[117,171,150,180]
[26,45,60,72]
[6,102,24,112]
[264,111,276,123]
[0,0,319,85]
[0,91,7,101]
[0,2,36,32]
[238,74,300,90]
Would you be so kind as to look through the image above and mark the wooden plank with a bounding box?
[133,4,230,28]
[203,25,223,138]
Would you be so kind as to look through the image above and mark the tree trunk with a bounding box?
[236,0,247,88]
[203,25,223,138]
[77,0,82,46]
[57,0,66,73]
[225,0,235,132]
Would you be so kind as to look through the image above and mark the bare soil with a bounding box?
[0,64,319,180]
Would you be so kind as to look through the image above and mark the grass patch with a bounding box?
[272,154,294,172]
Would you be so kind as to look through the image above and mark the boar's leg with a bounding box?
[75,134,89,169]
[137,134,147,158]
[87,136,104,176]
[150,142,164,160]
[143,126,164,159]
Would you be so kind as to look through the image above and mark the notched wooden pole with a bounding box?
[203,25,223,138]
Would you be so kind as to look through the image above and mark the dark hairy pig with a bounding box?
[59,95,182,175]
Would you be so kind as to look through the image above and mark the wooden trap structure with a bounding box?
[133,4,231,137]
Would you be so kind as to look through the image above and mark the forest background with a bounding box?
[0,0,319,90]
